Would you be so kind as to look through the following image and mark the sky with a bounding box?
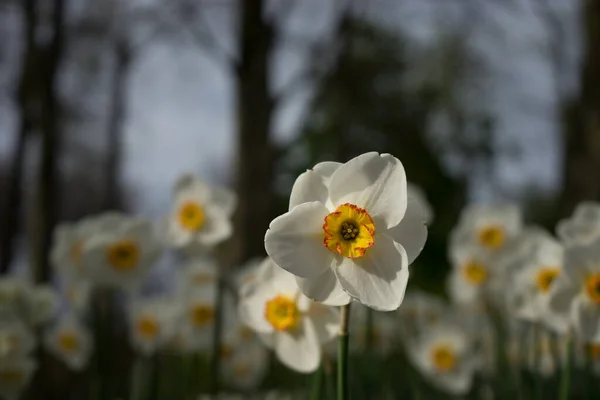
[0,0,579,217]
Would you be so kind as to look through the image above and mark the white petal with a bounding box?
[312,161,341,180]
[385,199,428,265]
[447,270,479,305]
[289,170,330,210]
[435,369,473,395]
[571,294,600,341]
[328,153,407,229]
[264,202,333,278]
[546,277,578,318]
[306,303,340,344]
[238,286,277,334]
[335,234,409,311]
[197,205,233,247]
[211,185,237,217]
[164,217,193,247]
[274,318,321,373]
[296,270,351,306]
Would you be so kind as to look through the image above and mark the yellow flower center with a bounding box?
[58,331,79,352]
[585,273,600,304]
[107,240,140,271]
[462,261,488,285]
[477,225,505,250]
[190,304,215,327]
[234,363,251,378]
[191,273,213,285]
[590,344,600,359]
[323,203,375,258]
[137,316,160,338]
[70,241,84,269]
[536,268,560,293]
[431,344,456,372]
[265,295,300,332]
[220,344,233,358]
[178,202,206,231]
[0,369,25,384]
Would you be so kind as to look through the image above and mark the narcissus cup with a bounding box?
[264,152,428,311]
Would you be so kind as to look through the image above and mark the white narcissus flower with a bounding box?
[406,325,476,396]
[447,243,496,306]
[24,284,59,327]
[0,277,30,316]
[0,317,35,359]
[178,258,217,295]
[44,314,93,371]
[556,202,600,247]
[508,228,568,332]
[265,153,428,311]
[547,236,600,341]
[451,204,522,259]
[0,357,36,400]
[238,258,339,373]
[221,337,269,391]
[81,216,163,291]
[51,212,125,280]
[128,296,178,356]
[164,174,235,249]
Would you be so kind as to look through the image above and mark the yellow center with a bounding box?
[220,344,233,358]
[107,240,140,271]
[178,202,206,231]
[234,363,251,378]
[585,273,600,304]
[536,268,560,293]
[462,261,488,285]
[190,304,215,327]
[137,316,160,338]
[477,225,505,250]
[590,344,600,359]
[265,295,300,332]
[323,203,375,258]
[70,241,84,269]
[0,369,25,384]
[431,345,456,372]
[58,331,79,352]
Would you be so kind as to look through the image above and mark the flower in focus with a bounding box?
[556,202,600,247]
[81,215,163,291]
[44,314,93,370]
[164,174,235,249]
[0,357,36,400]
[547,235,600,341]
[265,153,428,311]
[239,257,339,373]
[128,296,178,356]
[406,324,476,395]
[508,228,567,332]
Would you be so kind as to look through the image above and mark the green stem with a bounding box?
[337,303,351,400]
[559,334,572,400]
[310,364,324,400]
[209,273,225,395]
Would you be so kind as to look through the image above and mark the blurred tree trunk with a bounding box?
[32,0,66,283]
[231,0,275,265]
[104,39,131,212]
[559,0,600,216]
[0,0,37,275]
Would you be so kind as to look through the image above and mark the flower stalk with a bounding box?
[338,303,351,400]
[559,333,572,400]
